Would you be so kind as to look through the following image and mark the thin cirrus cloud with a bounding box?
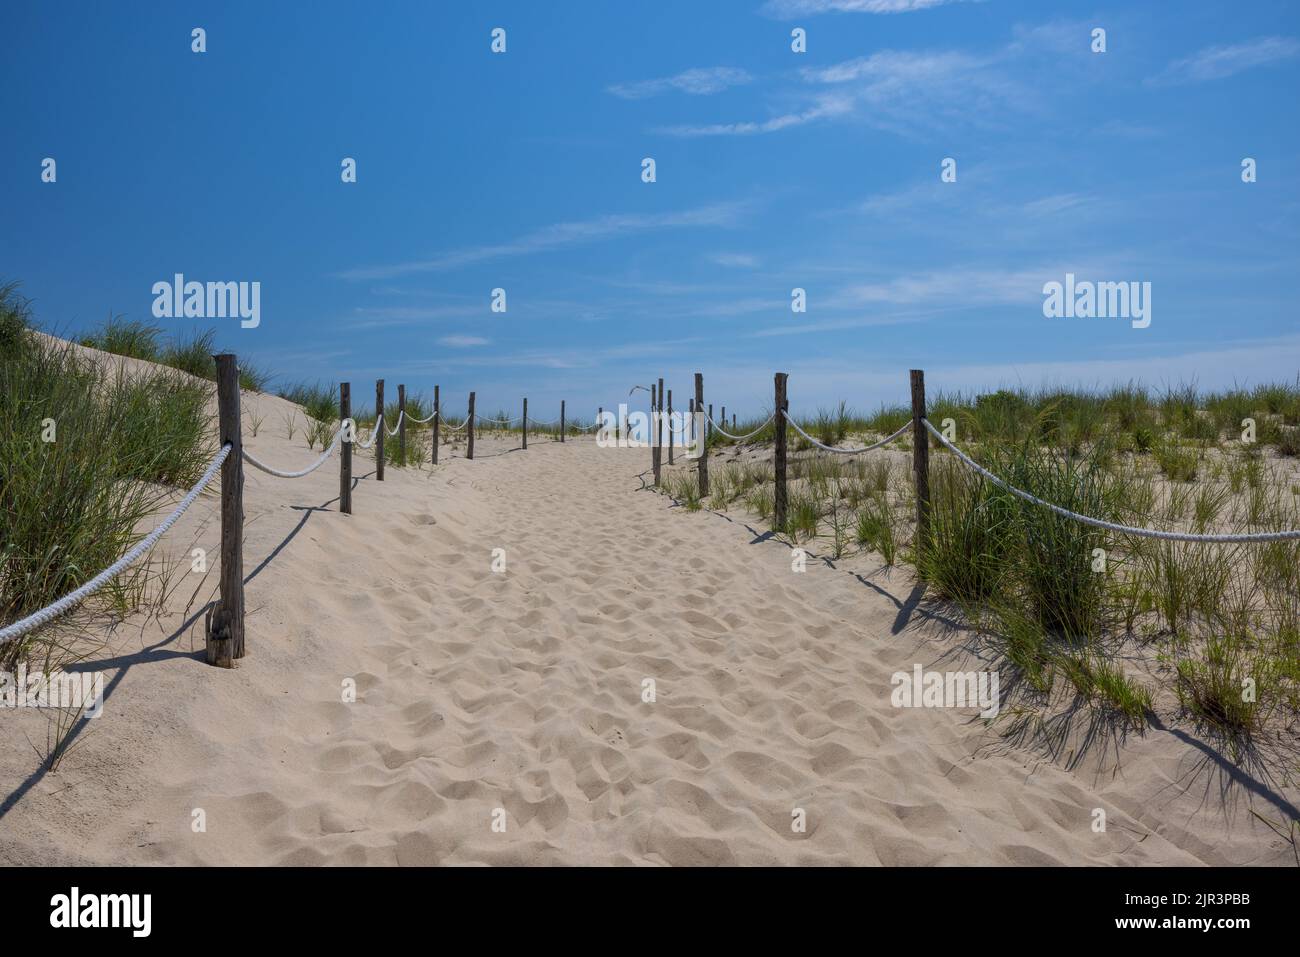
[760,0,972,16]
[338,201,750,280]
[438,335,489,348]
[709,252,760,268]
[659,94,853,136]
[1146,35,1300,86]
[663,39,1045,138]
[836,265,1076,308]
[607,66,753,99]
[802,48,1035,133]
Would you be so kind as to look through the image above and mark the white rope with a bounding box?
[922,418,1300,543]
[707,411,777,442]
[357,414,382,449]
[385,410,404,436]
[782,412,909,454]
[405,409,436,424]
[0,443,233,646]
[243,429,342,478]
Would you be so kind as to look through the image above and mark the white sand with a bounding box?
[1,360,1296,865]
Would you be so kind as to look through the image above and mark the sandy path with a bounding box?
[2,405,1295,865]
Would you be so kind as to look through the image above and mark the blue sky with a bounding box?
[3,0,1298,418]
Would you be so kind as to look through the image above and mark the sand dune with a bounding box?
[1,379,1295,866]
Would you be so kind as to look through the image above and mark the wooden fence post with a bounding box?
[732,412,736,430]
[774,372,788,533]
[397,383,406,466]
[339,381,352,515]
[432,384,440,465]
[560,400,565,443]
[206,353,245,667]
[522,397,528,450]
[708,403,713,444]
[667,389,674,465]
[466,391,476,459]
[695,373,708,496]
[655,378,664,483]
[721,406,726,435]
[911,369,930,572]
[649,383,657,477]
[375,378,385,481]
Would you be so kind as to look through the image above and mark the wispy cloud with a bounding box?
[659,94,852,136]
[709,252,760,268]
[750,313,922,337]
[761,0,971,16]
[837,265,1074,307]
[1148,36,1300,86]
[664,32,1060,139]
[351,304,484,328]
[339,201,750,280]
[438,335,489,347]
[803,49,1033,134]
[607,66,753,99]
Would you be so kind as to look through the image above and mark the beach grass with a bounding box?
[1,286,214,666]
[654,379,1300,762]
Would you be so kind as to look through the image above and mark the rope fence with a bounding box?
[243,429,343,478]
[706,410,776,443]
[782,414,909,454]
[2,358,591,664]
[921,417,1300,543]
[694,369,1300,550]
[0,444,232,647]
[14,361,1294,667]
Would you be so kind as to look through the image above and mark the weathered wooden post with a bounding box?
[397,383,406,466]
[911,369,930,572]
[431,384,440,465]
[656,377,664,480]
[721,406,726,435]
[339,381,352,515]
[375,378,385,481]
[522,398,528,450]
[695,373,708,496]
[732,412,737,430]
[650,384,661,485]
[206,354,245,667]
[667,388,674,465]
[708,403,713,444]
[560,400,566,443]
[774,372,789,533]
[467,391,476,460]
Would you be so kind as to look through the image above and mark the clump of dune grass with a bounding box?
[786,489,820,541]
[1175,634,1281,758]
[1059,651,1153,730]
[855,492,898,564]
[1,286,214,667]
[746,484,773,521]
[79,316,272,392]
[80,315,163,360]
[664,470,701,510]
[919,454,1016,605]
[1153,438,1200,482]
[278,382,339,450]
[1001,438,1117,639]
